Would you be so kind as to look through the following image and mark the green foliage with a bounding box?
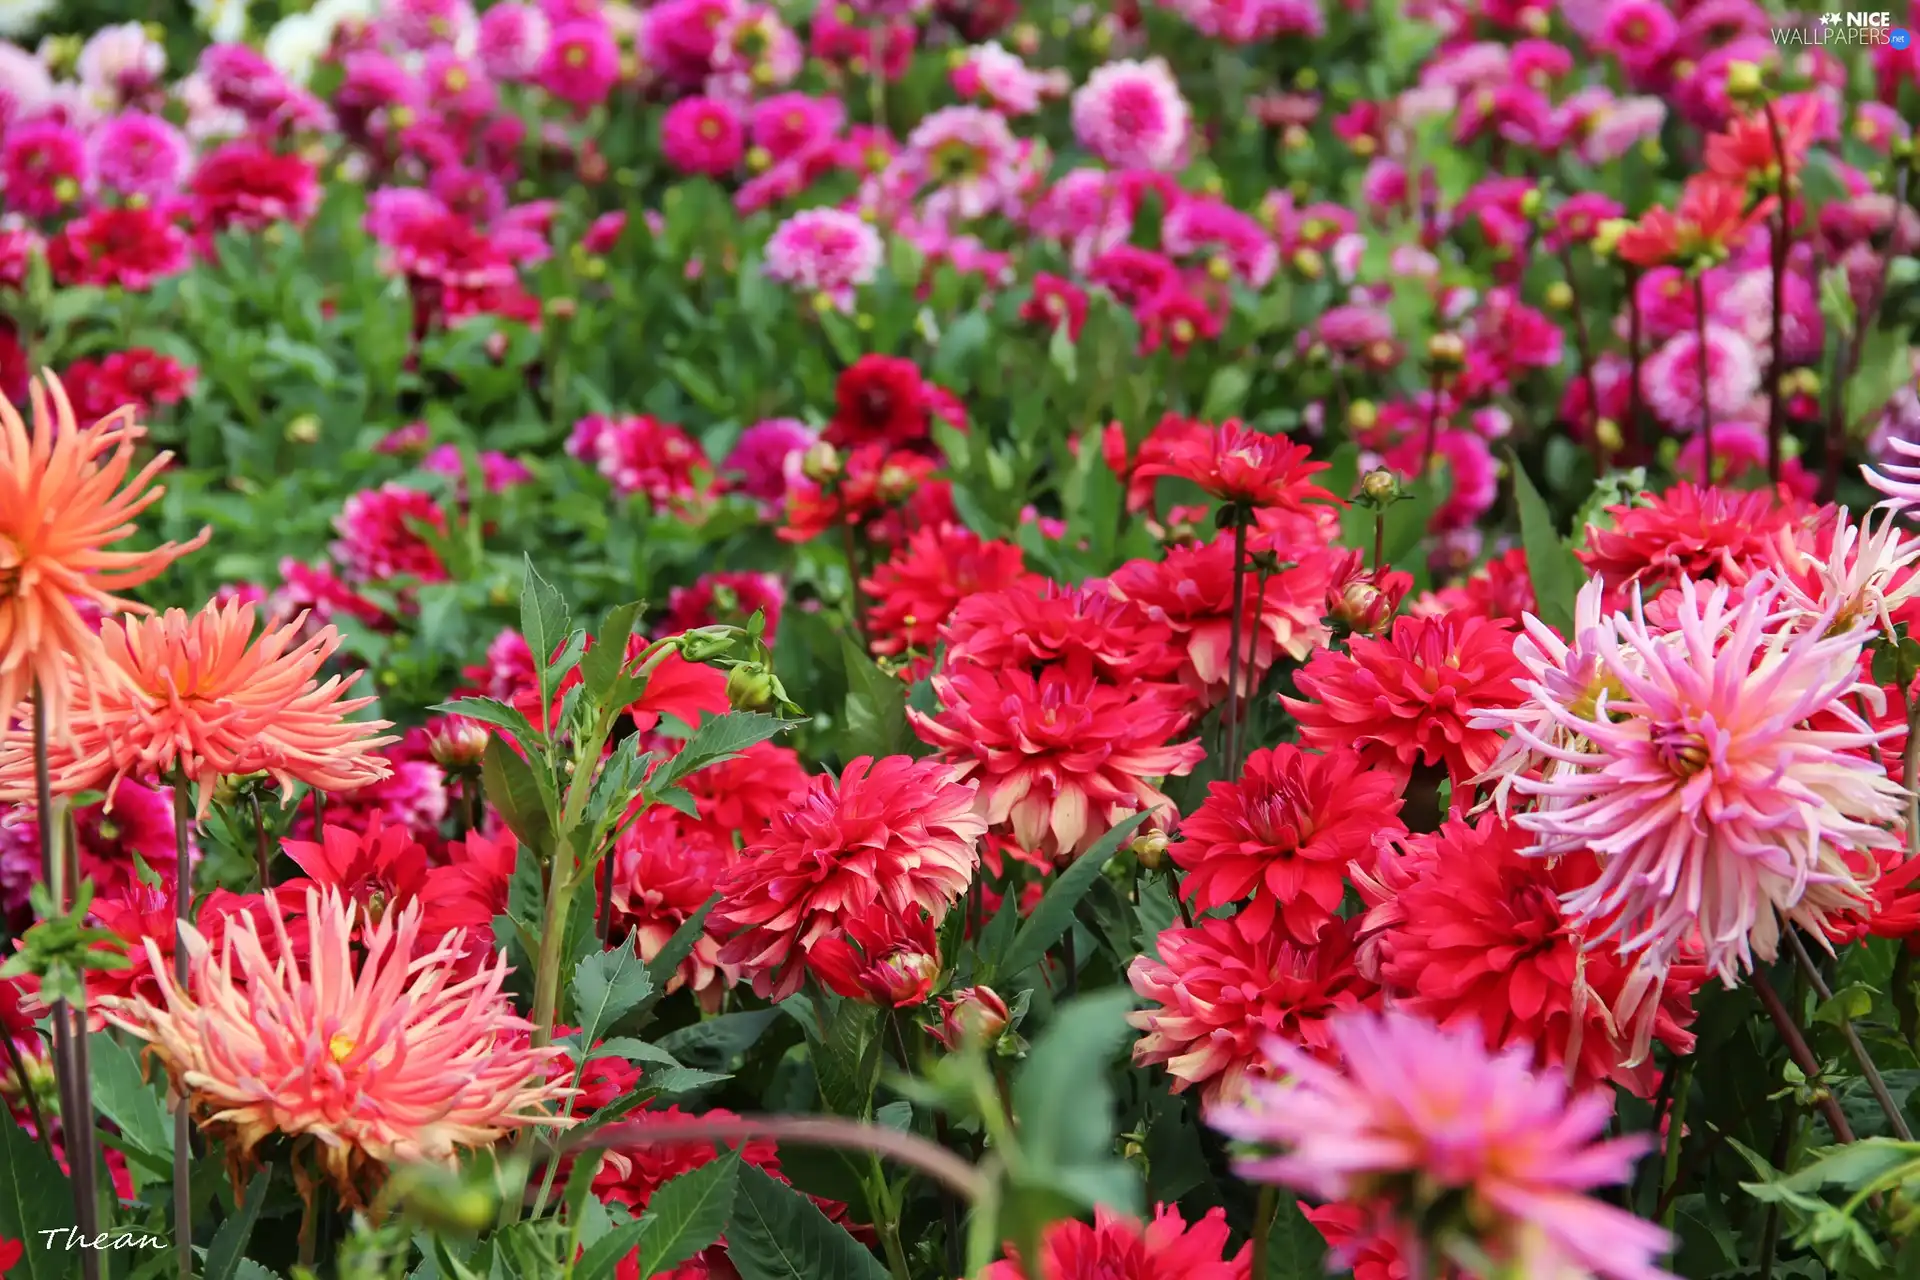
[725,1166,889,1280]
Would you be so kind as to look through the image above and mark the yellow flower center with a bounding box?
[329,1034,355,1062]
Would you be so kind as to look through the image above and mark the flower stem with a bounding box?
[1252,1184,1279,1280]
[1658,1058,1693,1234]
[867,1158,912,1280]
[1557,242,1605,470]
[1761,99,1791,486]
[250,791,271,892]
[171,771,195,1280]
[1783,927,1914,1140]
[1751,968,1856,1143]
[1694,271,1713,485]
[1222,515,1249,777]
[35,688,100,1280]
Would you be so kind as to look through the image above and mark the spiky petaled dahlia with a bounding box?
[1128,914,1375,1105]
[1212,1010,1674,1280]
[1485,578,1904,984]
[712,756,984,1001]
[611,809,739,1012]
[1173,745,1404,944]
[0,372,208,734]
[1738,506,1920,640]
[0,601,393,814]
[1108,536,1336,708]
[861,524,1035,660]
[910,660,1204,859]
[1353,814,1699,1096]
[982,1205,1249,1280]
[104,887,571,1202]
[1575,483,1794,597]
[1864,435,1920,513]
[941,581,1185,684]
[1284,614,1527,794]
[1131,419,1337,514]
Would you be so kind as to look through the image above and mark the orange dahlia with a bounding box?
[102,886,572,1202]
[0,600,393,813]
[0,371,208,732]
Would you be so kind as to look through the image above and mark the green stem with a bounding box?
[171,771,195,1280]
[1784,928,1914,1140]
[1658,1058,1693,1234]
[868,1159,912,1280]
[1252,1184,1279,1280]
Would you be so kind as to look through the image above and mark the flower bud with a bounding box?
[284,414,322,445]
[1291,247,1324,279]
[726,664,777,712]
[1595,418,1624,453]
[1518,188,1543,219]
[928,986,1012,1050]
[1347,399,1378,432]
[1425,332,1466,369]
[1359,467,1401,505]
[877,462,918,502]
[1129,829,1169,870]
[428,718,489,769]
[1544,280,1574,311]
[801,441,842,483]
[1724,59,1764,102]
[677,627,736,662]
[1591,218,1630,257]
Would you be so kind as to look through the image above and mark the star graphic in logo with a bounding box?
[1820,10,1842,22]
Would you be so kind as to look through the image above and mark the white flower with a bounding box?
[0,0,54,39]
[191,0,248,43]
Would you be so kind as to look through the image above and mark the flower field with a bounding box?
[3,0,1920,1276]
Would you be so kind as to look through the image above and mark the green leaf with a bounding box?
[1263,1197,1329,1279]
[0,1108,72,1280]
[1512,459,1583,637]
[571,936,654,1046]
[430,697,543,749]
[1011,990,1142,1214]
[810,997,882,1119]
[90,1031,172,1161]
[725,1165,889,1280]
[648,713,792,797]
[574,1218,647,1280]
[635,1153,741,1278]
[205,1169,273,1280]
[999,813,1150,980]
[839,635,910,758]
[1047,324,1078,383]
[656,1010,782,1073]
[1813,982,1877,1027]
[1201,366,1252,421]
[582,603,646,703]
[519,556,572,688]
[481,736,553,857]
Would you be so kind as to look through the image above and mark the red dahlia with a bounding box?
[861,523,1035,660]
[941,580,1184,684]
[1173,745,1405,944]
[983,1205,1249,1280]
[1284,613,1527,793]
[46,205,191,291]
[1132,418,1337,513]
[825,354,931,449]
[1575,482,1798,599]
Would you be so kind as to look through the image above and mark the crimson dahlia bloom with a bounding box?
[911,659,1203,858]
[1353,813,1700,1096]
[611,809,739,1012]
[1129,913,1375,1105]
[1132,418,1336,513]
[1285,613,1527,793]
[807,902,941,1007]
[280,816,430,930]
[713,755,984,1001]
[826,355,931,450]
[941,580,1184,684]
[1174,744,1405,943]
[861,524,1034,659]
[983,1204,1248,1280]
[1576,483,1795,600]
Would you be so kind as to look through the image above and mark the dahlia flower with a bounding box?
[1484,577,1904,983]
[103,887,572,1201]
[1576,482,1795,598]
[982,1205,1249,1280]
[826,355,930,450]
[1212,1009,1673,1280]
[1639,324,1761,431]
[1071,58,1191,172]
[280,816,431,930]
[1864,434,1920,514]
[1354,813,1700,1095]
[1285,613,1527,793]
[1131,419,1336,513]
[713,756,984,1001]
[940,581,1184,685]
[1129,913,1374,1105]
[911,660,1204,859]
[1173,745,1404,943]
[807,902,942,1007]
[763,207,883,310]
[0,372,208,734]
[1741,506,1920,640]
[1108,536,1336,707]
[611,809,739,1012]
[861,524,1034,659]
[330,484,451,584]
[0,601,392,814]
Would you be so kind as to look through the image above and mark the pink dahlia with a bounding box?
[861,523,1035,660]
[478,2,551,80]
[1212,1009,1673,1280]
[1481,577,1904,982]
[983,1205,1249,1280]
[537,18,621,107]
[721,417,814,511]
[331,484,450,584]
[712,756,984,1001]
[611,809,739,1012]
[1071,58,1191,172]
[1639,324,1762,431]
[1129,913,1375,1104]
[911,660,1205,859]
[1285,614,1528,793]
[1174,745,1405,944]
[763,207,883,309]
[87,111,190,201]
[565,413,709,506]
[661,96,745,177]
[103,887,572,1202]
[941,580,1184,685]
[1354,813,1699,1096]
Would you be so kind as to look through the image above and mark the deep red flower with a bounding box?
[670,740,811,847]
[660,571,785,643]
[611,808,739,1011]
[46,205,191,291]
[1300,1204,1414,1280]
[807,902,942,1007]
[1285,614,1527,793]
[983,1204,1250,1280]
[190,142,321,236]
[862,523,1035,660]
[1411,546,1537,624]
[712,756,984,1001]
[825,355,930,449]
[593,1103,781,1211]
[422,828,518,937]
[1020,272,1088,340]
[279,816,432,929]
[1132,418,1337,513]
[1353,813,1701,1096]
[911,659,1204,859]
[1575,482,1797,598]
[1106,414,1212,514]
[780,445,939,544]
[941,580,1184,684]
[1128,913,1376,1104]
[1827,847,1920,954]
[1173,745,1405,943]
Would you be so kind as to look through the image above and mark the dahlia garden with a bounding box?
[3,0,1920,1277]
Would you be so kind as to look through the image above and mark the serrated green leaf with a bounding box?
[621,896,720,1032]
[839,636,910,758]
[648,713,792,798]
[656,1010,782,1073]
[726,1165,889,1280]
[636,1153,740,1278]
[582,602,646,703]
[519,556,572,699]
[90,1031,172,1161]
[571,936,654,1046]
[999,813,1150,980]
[1512,459,1583,638]
[430,696,543,749]
[0,1108,72,1280]
[205,1169,272,1280]
[481,736,552,857]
